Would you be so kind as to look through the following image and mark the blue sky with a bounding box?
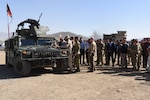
[0,0,150,40]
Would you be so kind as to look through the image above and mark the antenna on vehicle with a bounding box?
[38,13,42,22]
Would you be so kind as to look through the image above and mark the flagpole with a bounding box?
[6,3,13,39]
[7,15,10,38]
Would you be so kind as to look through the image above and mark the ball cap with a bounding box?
[64,35,70,40]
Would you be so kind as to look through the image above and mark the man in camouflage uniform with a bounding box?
[136,40,142,70]
[129,39,138,71]
[72,36,80,72]
[96,39,105,66]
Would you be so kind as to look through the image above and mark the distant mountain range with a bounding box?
[0,32,89,42]
[47,32,89,40]
[1,31,145,42]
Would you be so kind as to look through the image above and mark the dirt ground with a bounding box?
[0,51,150,100]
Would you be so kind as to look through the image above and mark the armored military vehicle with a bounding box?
[5,19,68,76]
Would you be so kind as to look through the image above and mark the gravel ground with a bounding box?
[0,51,150,100]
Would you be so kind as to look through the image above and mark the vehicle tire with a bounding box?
[14,57,31,76]
[53,59,68,72]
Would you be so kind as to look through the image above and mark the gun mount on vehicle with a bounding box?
[5,19,69,76]
[16,19,48,37]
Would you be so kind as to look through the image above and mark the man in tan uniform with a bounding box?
[88,37,97,72]
[63,35,73,72]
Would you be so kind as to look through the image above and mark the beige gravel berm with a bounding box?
[0,51,149,100]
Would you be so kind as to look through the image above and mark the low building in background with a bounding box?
[103,31,127,41]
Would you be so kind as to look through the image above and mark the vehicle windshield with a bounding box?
[20,38,55,46]
[20,38,35,46]
[38,39,54,46]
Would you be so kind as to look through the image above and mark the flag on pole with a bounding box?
[7,4,12,17]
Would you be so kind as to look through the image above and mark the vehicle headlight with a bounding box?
[61,50,67,54]
[22,51,32,55]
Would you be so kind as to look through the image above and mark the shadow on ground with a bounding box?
[96,65,150,82]
[0,63,150,83]
[0,64,84,80]
[0,64,54,79]
[0,64,18,79]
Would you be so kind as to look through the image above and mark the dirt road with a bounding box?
[0,51,149,100]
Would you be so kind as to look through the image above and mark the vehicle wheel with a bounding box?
[53,59,63,72]
[14,57,31,76]
[53,59,68,72]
